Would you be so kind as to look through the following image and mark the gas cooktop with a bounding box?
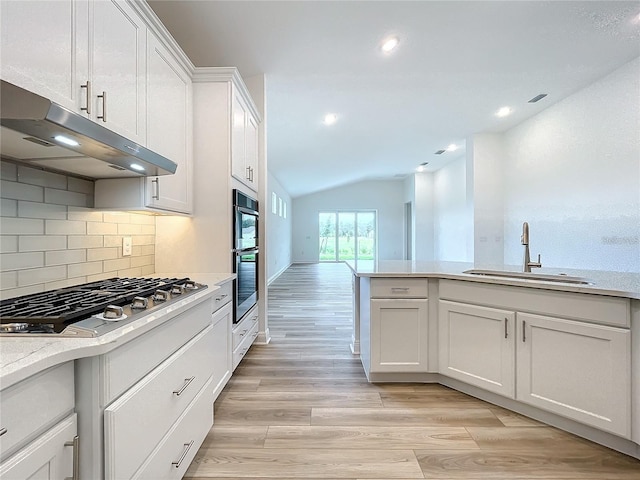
[0,277,207,337]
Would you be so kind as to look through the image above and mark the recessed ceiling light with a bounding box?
[381,36,399,53]
[416,165,425,172]
[496,106,513,118]
[323,113,337,125]
[130,163,145,171]
[54,135,79,147]
[446,144,458,152]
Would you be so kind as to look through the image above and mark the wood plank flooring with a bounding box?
[185,262,640,479]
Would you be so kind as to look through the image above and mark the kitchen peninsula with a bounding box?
[348,260,640,460]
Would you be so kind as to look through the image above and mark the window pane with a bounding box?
[338,212,355,261]
[319,212,336,261]
[357,212,375,260]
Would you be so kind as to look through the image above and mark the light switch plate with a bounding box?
[122,236,132,256]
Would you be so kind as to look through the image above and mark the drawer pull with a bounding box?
[215,294,228,301]
[504,318,508,339]
[64,435,79,480]
[172,376,195,396]
[390,287,410,292]
[522,320,526,342]
[0,427,7,436]
[171,440,194,468]
[239,328,249,337]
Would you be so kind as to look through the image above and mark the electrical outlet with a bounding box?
[122,237,132,256]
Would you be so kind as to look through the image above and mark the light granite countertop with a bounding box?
[0,272,234,390]
[347,260,640,300]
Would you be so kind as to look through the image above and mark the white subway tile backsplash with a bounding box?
[1,199,17,217]
[46,219,86,235]
[20,235,67,252]
[1,252,44,270]
[68,206,104,222]
[68,235,103,249]
[68,261,103,278]
[1,180,44,202]
[103,258,131,273]
[1,217,44,235]
[87,247,118,262]
[46,249,86,266]
[1,167,157,294]
[67,177,94,195]
[1,162,17,181]
[45,188,89,207]
[87,222,118,235]
[1,236,18,253]
[17,166,67,189]
[18,201,67,220]
[18,265,67,286]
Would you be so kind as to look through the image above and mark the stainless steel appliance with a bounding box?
[0,277,207,337]
[0,80,178,178]
[233,190,259,324]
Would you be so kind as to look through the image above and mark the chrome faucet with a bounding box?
[521,222,542,273]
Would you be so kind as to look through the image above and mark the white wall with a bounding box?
[434,155,472,262]
[502,57,640,272]
[267,171,292,282]
[292,180,405,262]
[413,173,435,261]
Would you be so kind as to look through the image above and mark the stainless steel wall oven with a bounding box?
[233,190,259,324]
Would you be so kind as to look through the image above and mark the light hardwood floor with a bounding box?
[185,262,640,479]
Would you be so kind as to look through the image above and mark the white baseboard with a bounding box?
[267,262,292,285]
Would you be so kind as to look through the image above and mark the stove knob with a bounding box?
[184,280,197,290]
[104,305,124,319]
[131,296,148,310]
[153,289,170,302]
[171,285,186,295]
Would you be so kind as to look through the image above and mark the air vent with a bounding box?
[23,136,54,147]
[108,165,126,171]
[434,150,446,155]
[528,94,548,103]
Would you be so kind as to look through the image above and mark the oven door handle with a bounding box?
[236,205,259,216]
[233,248,259,254]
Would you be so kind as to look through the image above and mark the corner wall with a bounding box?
[267,171,292,283]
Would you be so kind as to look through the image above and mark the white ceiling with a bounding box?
[147,1,640,198]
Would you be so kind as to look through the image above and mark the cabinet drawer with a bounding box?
[232,306,259,350]
[102,295,212,403]
[233,319,259,370]
[212,281,232,311]
[135,377,213,480]
[370,278,428,298]
[104,325,215,480]
[0,362,74,461]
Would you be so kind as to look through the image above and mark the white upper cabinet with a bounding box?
[231,85,259,192]
[144,33,193,213]
[90,0,147,143]
[0,0,89,112]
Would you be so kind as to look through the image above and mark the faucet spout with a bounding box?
[521,222,541,272]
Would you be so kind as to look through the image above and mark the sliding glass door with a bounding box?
[319,211,376,266]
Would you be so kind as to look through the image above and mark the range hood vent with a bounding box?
[0,80,177,179]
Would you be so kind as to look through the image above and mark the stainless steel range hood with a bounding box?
[0,80,177,178]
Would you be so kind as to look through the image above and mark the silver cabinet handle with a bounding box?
[64,435,79,480]
[246,166,251,180]
[239,328,249,337]
[171,440,194,468]
[97,91,107,122]
[215,294,228,302]
[522,320,526,342]
[152,178,160,200]
[504,318,508,339]
[81,81,91,114]
[172,376,195,396]
[391,287,410,292]
[249,167,254,182]
[0,427,7,436]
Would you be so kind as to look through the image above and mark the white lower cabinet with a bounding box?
[232,305,259,371]
[517,312,631,437]
[370,298,429,372]
[211,302,233,401]
[0,414,77,480]
[439,301,515,398]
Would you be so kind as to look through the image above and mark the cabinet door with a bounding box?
[231,92,248,183]
[516,312,631,437]
[0,0,89,113]
[439,301,515,398]
[245,113,259,189]
[91,0,146,143]
[0,414,77,480]
[211,303,232,401]
[370,298,428,372]
[145,34,193,213]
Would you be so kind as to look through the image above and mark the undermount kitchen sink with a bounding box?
[463,269,593,285]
